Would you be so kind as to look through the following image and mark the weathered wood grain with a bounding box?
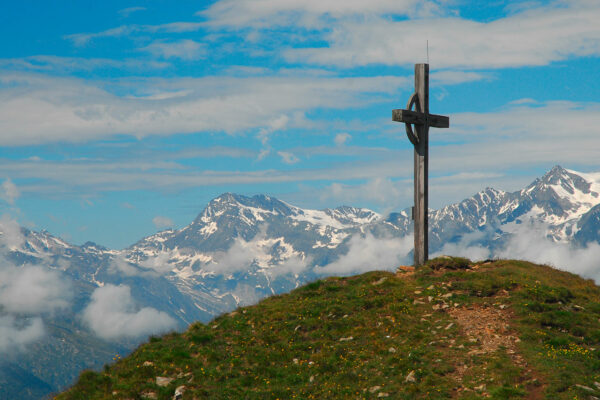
[392,63,449,267]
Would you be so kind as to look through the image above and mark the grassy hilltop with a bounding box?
[57,258,600,399]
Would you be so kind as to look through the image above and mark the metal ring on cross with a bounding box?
[405,93,420,146]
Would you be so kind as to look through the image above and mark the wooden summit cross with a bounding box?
[392,64,449,266]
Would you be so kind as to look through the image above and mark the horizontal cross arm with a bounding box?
[392,109,449,128]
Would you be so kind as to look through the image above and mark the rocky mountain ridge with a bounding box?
[1,165,600,398]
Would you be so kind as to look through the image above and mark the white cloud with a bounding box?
[152,216,174,229]
[138,253,173,275]
[277,151,299,164]
[495,223,600,281]
[118,6,146,18]
[82,284,176,340]
[0,214,25,250]
[65,22,203,46]
[200,0,443,28]
[0,315,44,354]
[0,72,409,146]
[108,255,149,277]
[208,237,262,275]
[317,233,413,275]
[432,100,600,171]
[207,227,312,276]
[0,179,19,205]
[433,229,492,261]
[0,55,170,73]
[431,221,600,283]
[282,1,600,69]
[334,132,351,146]
[0,263,72,314]
[321,178,408,211]
[140,39,206,60]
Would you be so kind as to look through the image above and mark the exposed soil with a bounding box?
[447,297,545,399]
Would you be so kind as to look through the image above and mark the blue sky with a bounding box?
[0,0,599,248]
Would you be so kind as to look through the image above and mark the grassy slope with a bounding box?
[57,259,600,399]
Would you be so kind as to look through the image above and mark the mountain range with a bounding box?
[1,165,600,398]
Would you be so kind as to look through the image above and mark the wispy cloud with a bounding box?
[140,39,206,60]
[0,179,19,205]
[215,0,600,69]
[65,22,204,46]
[0,315,44,354]
[118,6,146,18]
[152,216,174,229]
[277,151,299,164]
[0,72,410,146]
[200,0,445,28]
[0,55,170,73]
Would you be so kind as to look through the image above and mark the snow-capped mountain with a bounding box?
[2,165,600,398]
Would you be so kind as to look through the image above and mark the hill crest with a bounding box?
[57,258,600,399]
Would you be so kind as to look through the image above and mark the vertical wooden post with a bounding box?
[413,64,429,266]
[393,64,448,267]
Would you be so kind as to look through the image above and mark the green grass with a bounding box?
[57,259,600,399]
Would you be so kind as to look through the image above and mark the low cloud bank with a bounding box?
[317,233,413,276]
[434,223,600,282]
[0,263,71,314]
[208,226,312,277]
[0,215,73,353]
[0,315,44,353]
[82,284,176,340]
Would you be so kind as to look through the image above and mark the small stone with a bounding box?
[405,370,416,383]
[339,336,353,342]
[143,361,154,367]
[388,347,397,353]
[156,377,174,387]
[499,304,508,310]
[372,277,387,286]
[575,384,595,392]
[369,385,381,393]
[378,392,389,398]
[173,385,185,400]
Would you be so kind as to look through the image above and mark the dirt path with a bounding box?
[447,300,545,399]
